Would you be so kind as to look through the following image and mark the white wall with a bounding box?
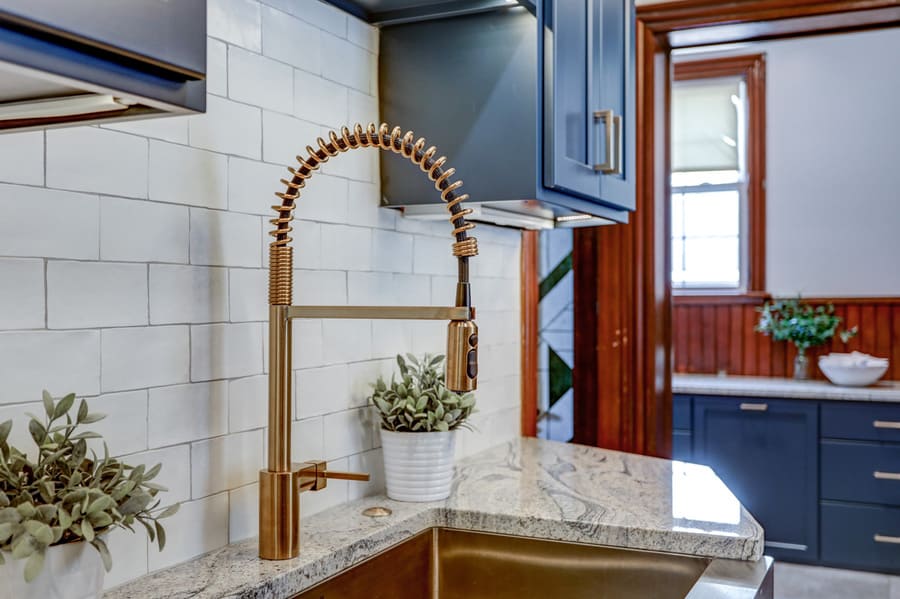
[761,28,900,296]
[0,0,521,588]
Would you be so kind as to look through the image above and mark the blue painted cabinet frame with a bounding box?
[538,0,635,211]
[693,396,819,562]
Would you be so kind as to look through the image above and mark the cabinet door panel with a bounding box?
[822,502,900,574]
[693,397,818,562]
[542,0,601,200]
[821,440,900,506]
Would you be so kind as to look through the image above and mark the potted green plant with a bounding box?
[0,392,177,599]
[370,354,475,502]
[755,298,857,379]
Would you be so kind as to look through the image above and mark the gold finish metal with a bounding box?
[739,402,769,412]
[293,528,711,599]
[874,471,900,481]
[260,122,480,561]
[592,109,623,175]
[287,305,474,321]
[874,534,900,545]
[874,420,900,430]
[362,507,393,518]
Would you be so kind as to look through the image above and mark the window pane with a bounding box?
[682,190,739,237]
[671,237,686,283]
[672,193,685,239]
[681,237,740,287]
[672,78,741,172]
[671,170,740,187]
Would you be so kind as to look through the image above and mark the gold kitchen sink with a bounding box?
[293,528,711,599]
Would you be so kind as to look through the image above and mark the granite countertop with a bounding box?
[106,438,767,599]
[674,373,900,402]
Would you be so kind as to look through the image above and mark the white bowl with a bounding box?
[819,354,889,387]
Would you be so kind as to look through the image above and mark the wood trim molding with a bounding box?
[520,230,539,437]
[674,292,770,305]
[673,53,767,292]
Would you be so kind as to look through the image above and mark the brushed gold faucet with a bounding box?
[259,123,479,560]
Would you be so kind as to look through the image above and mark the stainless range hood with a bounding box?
[0,0,206,131]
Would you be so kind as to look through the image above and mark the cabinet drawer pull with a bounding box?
[873,420,900,430]
[740,402,768,412]
[592,109,622,175]
[874,471,900,481]
[874,534,900,545]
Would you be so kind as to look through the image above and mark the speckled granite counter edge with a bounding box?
[674,374,900,402]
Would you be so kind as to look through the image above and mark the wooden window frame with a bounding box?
[672,53,767,299]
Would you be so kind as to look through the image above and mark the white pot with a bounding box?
[0,541,105,599]
[380,429,456,502]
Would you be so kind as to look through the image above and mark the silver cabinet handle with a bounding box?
[740,402,768,412]
[874,471,900,481]
[874,534,900,544]
[873,420,900,430]
[592,109,622,175]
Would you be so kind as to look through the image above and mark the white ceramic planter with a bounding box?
[0,541,105,599]
[380,429,456,502]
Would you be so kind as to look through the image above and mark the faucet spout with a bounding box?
[259,123,479,561]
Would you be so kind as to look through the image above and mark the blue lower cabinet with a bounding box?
[822,501,900,573]
[821,440,900,506]
[672,395,693,461]
[693,396,819,562]
[672,430,692,461]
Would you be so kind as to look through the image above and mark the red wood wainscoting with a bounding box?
[673,297,900,381]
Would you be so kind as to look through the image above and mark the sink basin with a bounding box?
[293,528,711,599]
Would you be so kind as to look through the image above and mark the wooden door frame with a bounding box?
[561,0,900,452]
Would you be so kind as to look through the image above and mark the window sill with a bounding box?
[673,290,770,305]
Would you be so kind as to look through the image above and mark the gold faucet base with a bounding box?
[259,469,301,560]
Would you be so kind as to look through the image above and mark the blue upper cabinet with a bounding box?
[541,0,635,211]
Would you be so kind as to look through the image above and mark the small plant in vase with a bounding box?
[0,392,178,599]
[755,299,858,379]
[370,354,475,502]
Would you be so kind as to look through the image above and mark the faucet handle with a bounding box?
[296,460,369,493]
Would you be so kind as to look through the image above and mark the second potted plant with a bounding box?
[370,354,475,502]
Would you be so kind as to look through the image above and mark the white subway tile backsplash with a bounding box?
[190,208,262,267]
[102,326,190,392]
[295,363,350,419]
[0,132,43,185]
[228,483,259,542]
[293,69,348,128]
[372,230,413,273]
[147,493,229,571]
[47,261,147,329]
[347,89,378,125]
[347,359,393,408]
[100,196,189,264]
[229,46,293,114]
[320,33,371,93]
[323,407,376,461]
[347,16,378,53]
[261,6,321,73]
[191,322,264,381]
[208,0,262,51]
[262,111,321,165]
[293,270,347,305]
[102,527,149,590]
[148,382,229,447]
[46,127,148,198]
[293,173,349,223]
[371,320,413,360]
[347,272,430,306]
[320,224,371,271]
[189,95,262,159]
[0,185,99,260]
[228,268,268,322]
[293,220,323,270]
[292,320,324,369]
[322,319,372,364]
[149,141,228,210]
[191,429,263,498]
[348,448,384,500]
[228,157,285,215]
[413,235,458,276]
[103,115,191,145]
[150,265,229,324]
[292,416,324,461]
[135,444,193,506]
[228,374,267,432]
[346,181,396,230]
[301,456,348,516]
[207,38,229,97]
[89,390,148,457]
[0,330,100,402]
[0,258,44,329]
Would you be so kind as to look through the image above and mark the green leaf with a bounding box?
[70,431,102,441]
[77,399,88,424]
[57,506,72,530]
[42,390,55,419]
[89,511,113,529]
[0,507,21,524]
[92,538,113,572]
[0,419,11,447]
[28,419,46,446]
[16,502,35,519]
[11,534,36,559]
[24,520,53,545]
[88,496,114,515]
[156,504,180,519]
[154,520,167,551]
[0,522,13,542]
[81,519,95,542]
[23,548,45,582]
[78,413,105,425]
[53,393,76,420]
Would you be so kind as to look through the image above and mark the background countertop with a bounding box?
[674,373,900,402]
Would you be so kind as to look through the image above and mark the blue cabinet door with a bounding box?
[693,396,819,562]
[673,394,693,461]
[539,0,634,211]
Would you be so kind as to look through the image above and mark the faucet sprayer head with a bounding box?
[446,319,478,393]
